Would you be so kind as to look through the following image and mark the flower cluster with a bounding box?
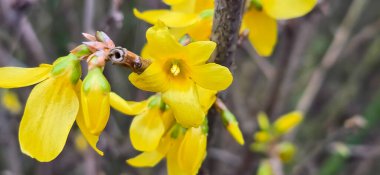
[0,22,243,174]
[134,0,317,57]
[250,111,303,174]
[0,32,146,161]
[0,1,250,174]
[122,23,244,174]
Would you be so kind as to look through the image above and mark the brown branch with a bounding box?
[204,0,245,174]
[210,0,245,68]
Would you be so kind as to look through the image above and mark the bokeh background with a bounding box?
[1,0,380,175]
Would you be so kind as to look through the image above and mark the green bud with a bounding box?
[199,9,214,19]
[51,54,81,84]
[71,44,91,58]
[221,110,237,126]
[201,117,209,135]
[251,0,263,10]
[148,95,161,108]
[170,123,186,139]
[277,142,296,163]
[82,67,110,94]
[257,160,272,175]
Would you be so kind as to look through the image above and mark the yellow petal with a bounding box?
[0,64,52,88]
[254,131,272,143]
[126,151,165,167]
[167,138,191,175]
[130,108,165,151]
[171,0,196,13]
[273,111,303,134]
[162,83,205,128]
[109,92,149,116]
[194,0,214,13]
[134,9,199,28]
[258,112,270,130]
[185,41,216,65]
[162,109,175,130]
[19,77,78,162]
[243,8,277,57]
[145,22,185,61]
[262,0,317,19]
[187,18,213,41]
[76,80,104,156]
[227,122,245,145]
[1,90,22,114]
[196,86,217,112]
[129,62,170,92]
[277,142,296,163]
[127,133,174,167]
[178,127,207,174]
[191,63,233,91]
[163,0,186,5]
[74,132,88,153]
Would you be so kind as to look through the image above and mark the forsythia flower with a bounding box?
[127,123,208,175]
[110,82,217,174]
[0,53,146,162]
[251,111,303,163]
[129,22,232,127]
[134,0,214,41]
[0,54,84,161]
[242,0,317,56]
[1,89,22,114]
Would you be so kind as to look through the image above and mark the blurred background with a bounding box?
[1,0,380,175]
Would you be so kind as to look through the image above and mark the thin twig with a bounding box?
[83,0,95,33]
[0,0,47,64]
[296,0,369,113]
[241,40,275,80]
[270,13,322,117]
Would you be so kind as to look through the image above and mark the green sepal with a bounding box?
[71,44,91,58]
[251,0,263,10]
[221,110,237,126]
[169,123,186,139]
[82,67,110,94]
[51,54,81,84]
[199,9,214,19]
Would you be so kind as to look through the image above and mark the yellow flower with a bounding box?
[129,23,232,127]
[273,111,303,135]
[134,0,214,41]
[1,89,22,114]
[0,54,81,161]
[129,95,170,152]
[177,126,207,174]
[242,0,317,56]
[127,123,207,175]
[251,111,303,161]
[0,54,146,162]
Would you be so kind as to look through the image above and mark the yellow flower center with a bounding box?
[170,63,181,76]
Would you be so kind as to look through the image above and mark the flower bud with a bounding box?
[81,67,111,135]
[221,110,245,145]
